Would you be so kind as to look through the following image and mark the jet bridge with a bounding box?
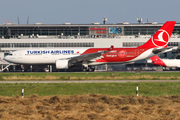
[0,59,9,71]
[0,59,18,72]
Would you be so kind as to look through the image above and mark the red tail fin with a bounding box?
[138,21,176,48]
[150,55,167,67]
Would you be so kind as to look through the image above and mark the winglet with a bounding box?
[109,45,114,51]
[150,55,167,67]
[150,55,162,63]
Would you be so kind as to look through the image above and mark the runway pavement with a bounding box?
[0,80,180,83]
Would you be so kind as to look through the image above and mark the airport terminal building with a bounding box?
[0,21,180,71]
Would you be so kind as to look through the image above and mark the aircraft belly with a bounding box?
[128,49,154,62]
[20,54,78,64]
[18,55,52,64]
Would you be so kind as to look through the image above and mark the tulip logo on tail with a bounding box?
[152,29,169,47]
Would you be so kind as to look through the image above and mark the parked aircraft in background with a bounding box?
[3,21,176,72]
[148,55,180,67]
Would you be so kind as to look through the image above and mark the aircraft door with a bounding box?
[18,53,22,59]
[135,49,139,56]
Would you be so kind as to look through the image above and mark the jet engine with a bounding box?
[56,60,71,69]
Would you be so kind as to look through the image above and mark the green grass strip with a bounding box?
[1,72,180,80]
[0,82,180,97]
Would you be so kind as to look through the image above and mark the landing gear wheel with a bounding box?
[88,67,95,72]
[88,68,94,72]
[83,68,87,72]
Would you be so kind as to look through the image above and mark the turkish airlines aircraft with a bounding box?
[3,21,176,72]
[148,55,180,67]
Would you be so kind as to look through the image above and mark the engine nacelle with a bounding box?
[56,60,70,69]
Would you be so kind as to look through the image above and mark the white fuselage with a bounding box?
[4,48,88,64]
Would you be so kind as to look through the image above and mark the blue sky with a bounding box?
[0,0,179,24]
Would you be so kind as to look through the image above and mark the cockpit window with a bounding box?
[8,53,13,56]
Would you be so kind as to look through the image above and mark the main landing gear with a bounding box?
[82,66,95,72]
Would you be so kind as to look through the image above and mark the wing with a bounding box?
[59,46,114,64]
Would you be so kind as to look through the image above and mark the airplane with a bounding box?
[3,21,176,72]
[148,55,180,68]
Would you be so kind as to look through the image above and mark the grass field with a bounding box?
[1,72,180,97]
[1,72,180,119]
[1,72,180,80]
[1,82,180,97]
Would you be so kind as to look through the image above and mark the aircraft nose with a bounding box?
[3,57,6,61]
[3,56,9,61]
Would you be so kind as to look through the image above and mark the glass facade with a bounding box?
[124,26,159,35]
[123,42,180,47]
[0,23,180,39]
[0,26,89,38]
[123,42,145,47]
[0,42,94,48]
